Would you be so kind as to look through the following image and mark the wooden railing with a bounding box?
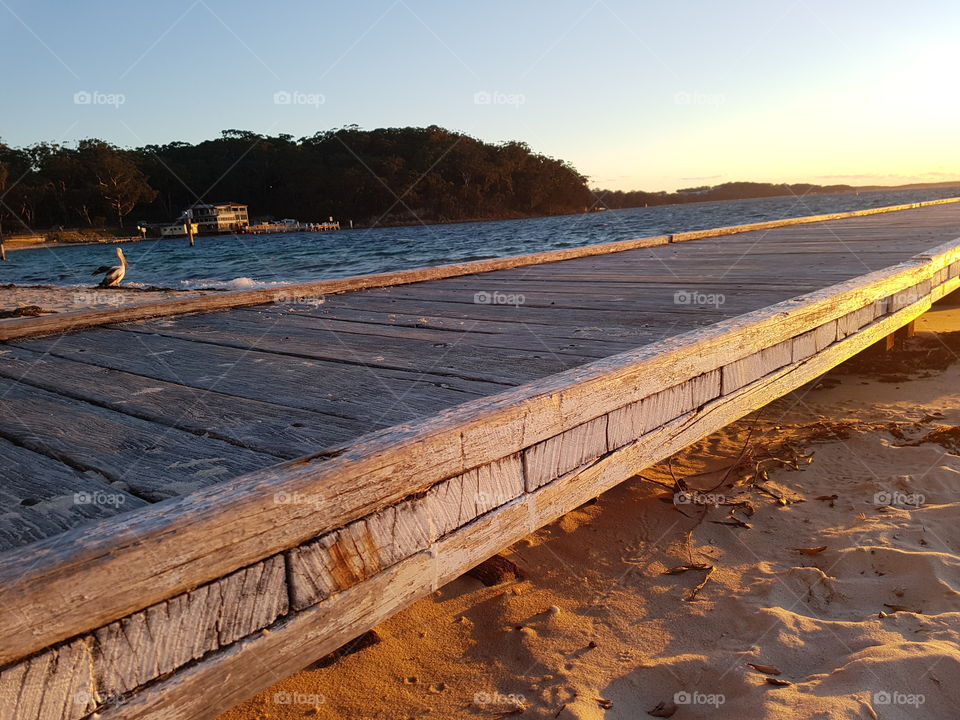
[0,204,958,720]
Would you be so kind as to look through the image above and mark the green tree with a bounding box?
[77,140,156,228]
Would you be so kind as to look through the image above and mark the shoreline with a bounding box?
[5,185,960,255]
[1,236,151,253]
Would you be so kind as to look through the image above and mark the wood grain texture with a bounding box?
[0,380,277,502]
[523,416,609,491]
[608,381,698,451]
[669,197,960,243]
[0,438,147,552]
[229,306,643,357]
[0,235,669,342]
[720,339,793,394]
[288,454,523,609]
[93,552,437,720]
[112,310,594,386]
[3,198,958,343]
[94,555,287,698]
[0,345,364,458]
[85,293,933,720]
[0,638,95,720]
[14,328,507,429]
[0,250,942,667]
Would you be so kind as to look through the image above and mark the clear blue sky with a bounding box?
[2,0,958,191]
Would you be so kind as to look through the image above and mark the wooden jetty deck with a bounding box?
[2,198,960,719]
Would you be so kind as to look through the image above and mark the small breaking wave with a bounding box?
[178,277,295,290]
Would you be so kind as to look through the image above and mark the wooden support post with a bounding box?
[0,241,6,262]
[895,320,916,340]
[186,209,195,247]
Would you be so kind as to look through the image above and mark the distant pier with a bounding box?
[244,220,341,234]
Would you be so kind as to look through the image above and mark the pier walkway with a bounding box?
[1,199,960,719]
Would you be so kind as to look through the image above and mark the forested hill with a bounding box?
[0,126,592,232]
[4,128,956,235]
[591,180,960,209]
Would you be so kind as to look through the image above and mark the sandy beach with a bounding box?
[218,303,960,720]
[0,284,219,319]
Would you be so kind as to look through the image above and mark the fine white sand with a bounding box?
[209,304,958,719]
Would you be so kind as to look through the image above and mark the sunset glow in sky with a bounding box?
[1,0,958,191]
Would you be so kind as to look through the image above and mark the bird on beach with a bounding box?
[91,247,128,287]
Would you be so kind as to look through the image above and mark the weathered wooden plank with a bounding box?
[287,497,433,609]
[378,274,831,293]
[0,380,276,502]
[84,289,937,720]
[0,437,147,552]
[94,551,438,720]
[689,370,723,407]
[0,236,671,342]
[432,496,532,588]
[913,238,960,270]
[606,371,722,451]
[317,291,732,329]
[791,328,819,362]
[113,312,601,386]
[360,283,813,313]
[0,253,937,668]
[94,555,287,698]
[669,197,960,243]
[889,279,932,312]
[0,345,364,459]
[836,303,877,338]
[273,302,655,344]
[0,638,95,720]
[536,300,931,524]
[523,415,609,491]
[288,454,523,609]
[232,305,648,357]
[427,454,524,536]
[13,328,507,428]
[814,320,838,351]
[720,338,793,394]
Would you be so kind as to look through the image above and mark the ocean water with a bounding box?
[3,188,958,290]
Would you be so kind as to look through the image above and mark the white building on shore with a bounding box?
[182,203,249,233]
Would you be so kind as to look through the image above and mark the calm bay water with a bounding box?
[3,187,958,290]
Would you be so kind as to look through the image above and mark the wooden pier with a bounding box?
[1,198,960,719]
[243,220,340,234]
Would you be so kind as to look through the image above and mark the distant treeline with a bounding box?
[3,129,956,237]
[591,181,864,209]
[0,126,591,233]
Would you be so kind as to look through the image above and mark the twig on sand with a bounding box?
[685,564,715,601]
[703,411,765,493]
[662,563,715,601]
[635,474,675,491]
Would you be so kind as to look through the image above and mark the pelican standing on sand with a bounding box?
[91,247,128,287]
